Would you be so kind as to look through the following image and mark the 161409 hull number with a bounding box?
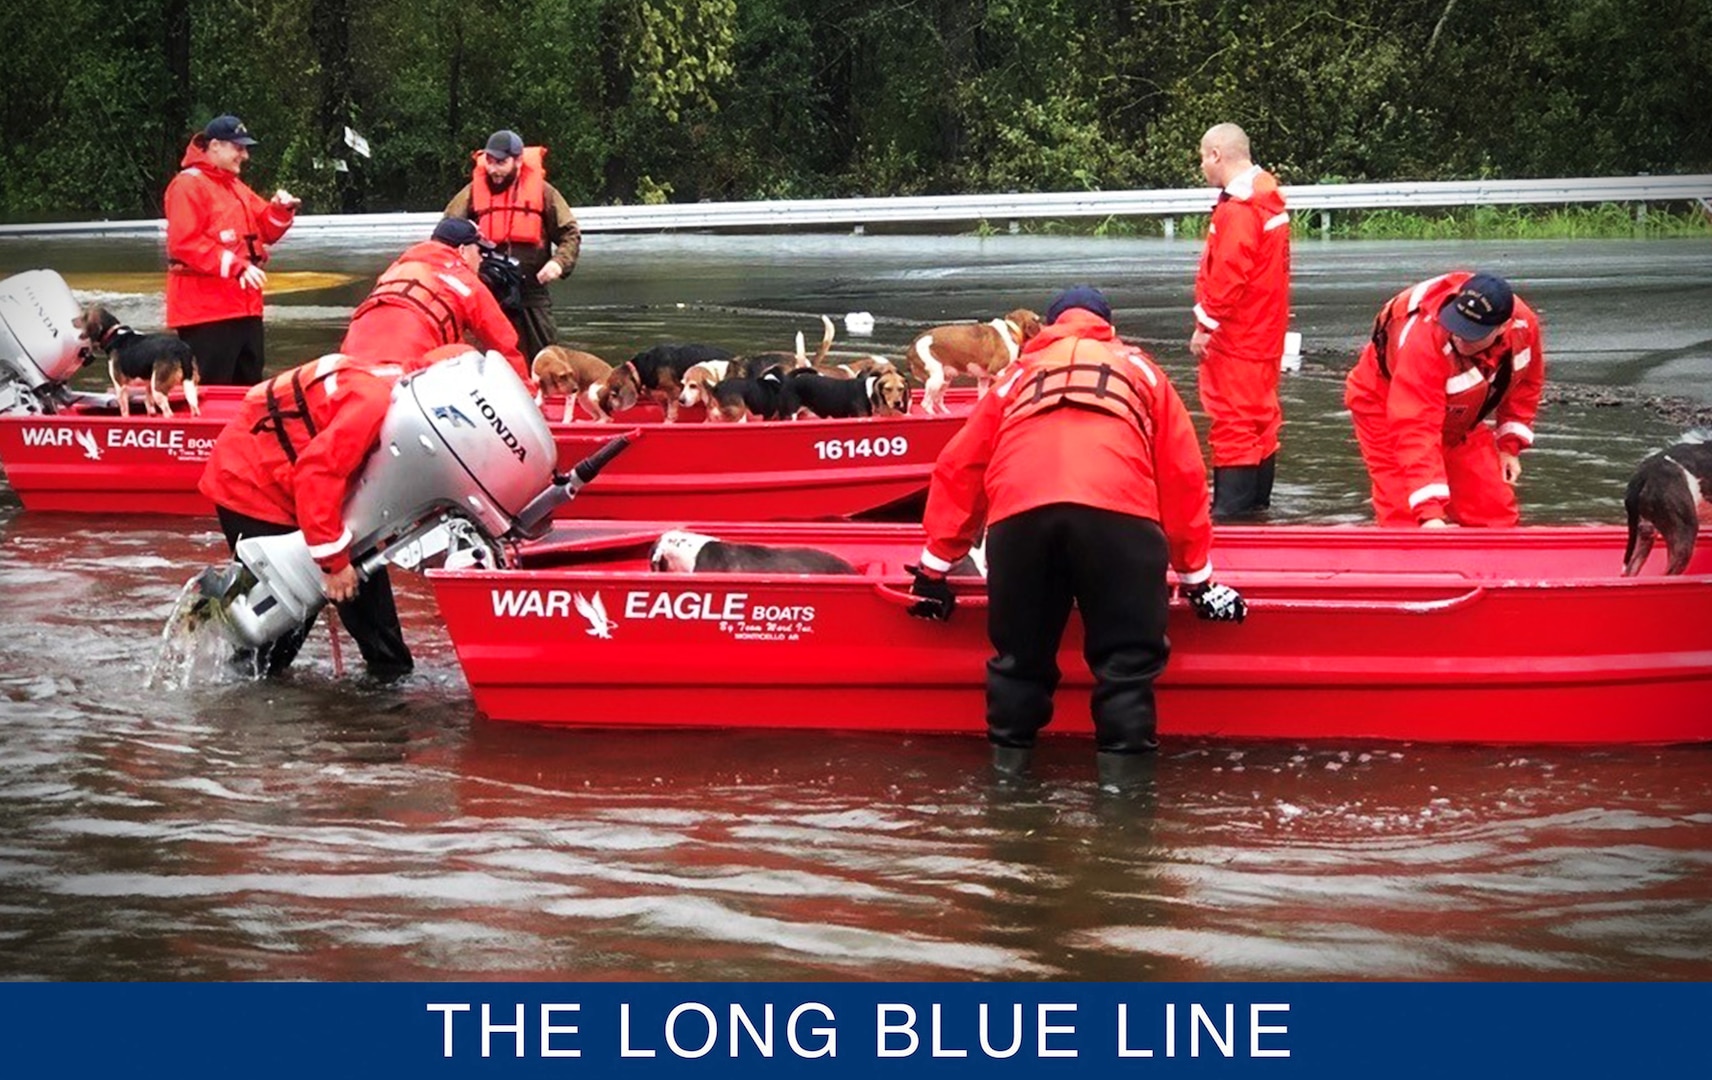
[813,436,909,461]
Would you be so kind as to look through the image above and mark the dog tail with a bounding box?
[813,315,835,368]
[794,331,808,368]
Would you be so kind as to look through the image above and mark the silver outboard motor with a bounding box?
[195,348,634,649]
[0,269,92,415]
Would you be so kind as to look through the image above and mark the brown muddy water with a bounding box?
[1,233,1709,980]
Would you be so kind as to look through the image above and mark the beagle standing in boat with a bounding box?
[650,529,858,574]
[1623,439,1712,576]
[531,346,617,422]
[707,363,800,423]
[76,304,201,417]
[907,308,1042,414]
[604,343,735,423]
[788,367,910,418]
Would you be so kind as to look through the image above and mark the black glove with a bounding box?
[905,565,956,622]
[1182,580,1247,623]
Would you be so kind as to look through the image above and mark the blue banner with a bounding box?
[1,982,1704,1078]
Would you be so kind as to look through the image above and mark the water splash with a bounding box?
[148,573,254,689]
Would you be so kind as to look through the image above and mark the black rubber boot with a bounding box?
[991,745,1033,780]
[1254,452,1277,511]
[1211,465,1265,523]
[1095,751,1155,792]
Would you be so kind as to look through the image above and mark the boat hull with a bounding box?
[0,391,971,520]
[428,523,1712,745]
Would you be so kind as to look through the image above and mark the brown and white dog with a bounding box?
[906,308,1042,414]
[678,359,735,411]
[650,529,858,574]
[1622,440,1712,576]
[531,346,619,422]
[75,305,201,417]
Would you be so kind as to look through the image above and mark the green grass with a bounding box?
[978,202,1712,240]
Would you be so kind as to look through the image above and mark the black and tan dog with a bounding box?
[605,343,736,423]
[75,305,200,416]
[1623,440,1712,576]
[707,364,800,423]
[788,367,910,418]
[650,529,858,574]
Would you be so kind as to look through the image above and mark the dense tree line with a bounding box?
[1,0,1705,220]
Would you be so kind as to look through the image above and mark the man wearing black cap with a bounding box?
[909,286,1247,789]
[1344,272,1547,527]
[339,218,529,383]
[444,129,582,358]
[164,114,301,385]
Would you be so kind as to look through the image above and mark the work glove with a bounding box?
[905,564,956,622]
[1182,580,1247,623]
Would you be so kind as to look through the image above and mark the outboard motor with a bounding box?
[0,269,90,415]
[193,349,634,648]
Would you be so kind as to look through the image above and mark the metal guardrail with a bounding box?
[2,175,1708,238]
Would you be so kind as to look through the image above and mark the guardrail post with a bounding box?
[1319,210,1332,238]
[1163,217,1175,240]
[1635,202,1647,225]
[853,224,865,236]
[1008,220,1019,235]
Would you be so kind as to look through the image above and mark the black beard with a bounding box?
[486,172,517,193]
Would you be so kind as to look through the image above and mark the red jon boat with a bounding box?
[428,523,1712,745]
[0,390,972,520]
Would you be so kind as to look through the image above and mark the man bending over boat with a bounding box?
[907,286,1248,790]
[1344,272,1545,527]
[197,343,475,680]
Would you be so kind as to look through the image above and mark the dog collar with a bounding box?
[99,323,126,349]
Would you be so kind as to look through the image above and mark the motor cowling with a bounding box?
[0,269,86,392]
[344,348,557,550]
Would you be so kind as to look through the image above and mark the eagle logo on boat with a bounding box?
[574,591,616,639]
[74,428,101,461]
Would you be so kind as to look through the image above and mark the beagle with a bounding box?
[650,529,858,574]
[531,346,617,422]
[906,308,1042,414]
[76,304,201,417]
[1623,440,1712,576]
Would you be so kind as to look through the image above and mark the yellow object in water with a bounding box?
[61,270,361,296]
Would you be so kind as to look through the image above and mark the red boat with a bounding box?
[428,523,1712,745]
[0,389,972,520]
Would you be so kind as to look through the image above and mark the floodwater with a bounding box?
[1,233,1710,980]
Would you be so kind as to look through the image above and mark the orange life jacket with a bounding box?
[1001,336,1155,444]
[470,146,547,247]
[247,357,348,465]
[348,257,461,346]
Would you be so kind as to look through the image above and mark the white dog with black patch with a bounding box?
[650,529,859,574]
[1623,436,1712,576]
